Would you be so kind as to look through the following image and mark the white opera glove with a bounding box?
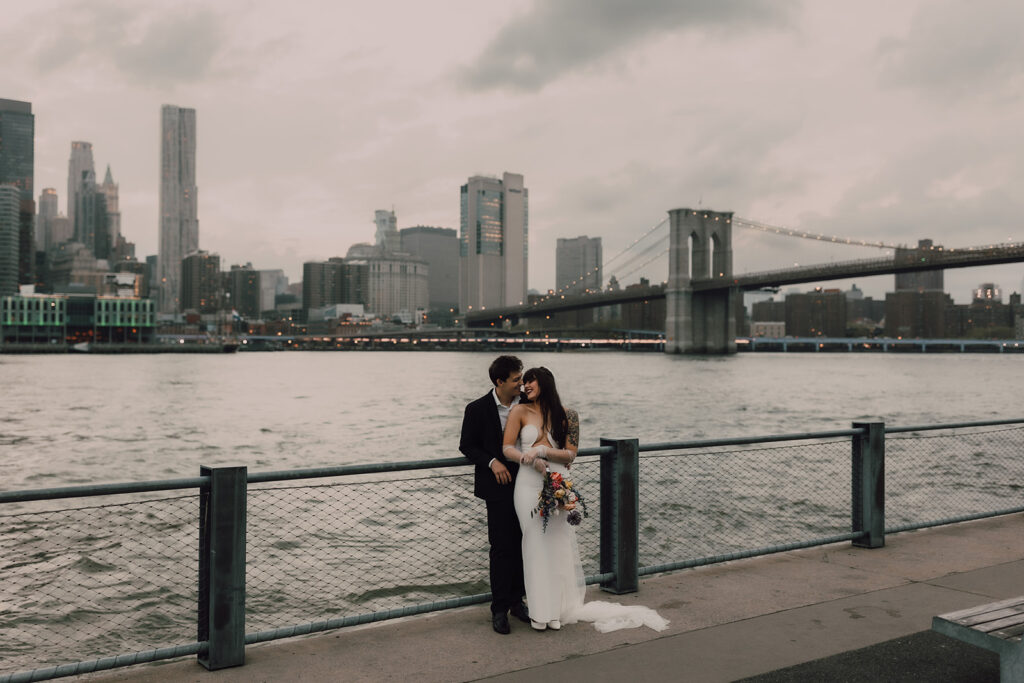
[532,457,548,474]
[502,444,524,463]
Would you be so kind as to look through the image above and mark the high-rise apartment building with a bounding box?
[67,141,94,228]
[458,172,527,312]
[227,263,261,319]
[556,236,602,294]
[400,226,458,311]
[303,258,366,318]
[0,98,35,287]
[157,105,198,314]
[181,250,221,313]
[0,185,19,295]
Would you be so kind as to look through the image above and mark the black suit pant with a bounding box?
[485,497,525,615]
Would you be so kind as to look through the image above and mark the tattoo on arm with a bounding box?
[567,409,579,449]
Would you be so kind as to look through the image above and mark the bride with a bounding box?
[502,366,668,633]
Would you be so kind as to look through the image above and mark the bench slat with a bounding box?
[960,607,1024,628]
[991,623,1024,642]
[938,596,1024,623]
[975,613,1024,636]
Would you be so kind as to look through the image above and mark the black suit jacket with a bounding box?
[460,391,520,501]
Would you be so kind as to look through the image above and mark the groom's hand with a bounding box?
[490,459,512,485]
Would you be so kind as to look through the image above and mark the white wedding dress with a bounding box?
[513,423,669,633]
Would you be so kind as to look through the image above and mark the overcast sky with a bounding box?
[3,0,1023,303]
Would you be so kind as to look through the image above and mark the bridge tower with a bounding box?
[665,208,736,354]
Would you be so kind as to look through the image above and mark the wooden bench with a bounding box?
[932,596,1024,681]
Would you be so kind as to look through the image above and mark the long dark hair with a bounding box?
[523,366,567,448]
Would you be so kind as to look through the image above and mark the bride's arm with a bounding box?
[501,406,529,463]
[536,409,579,465]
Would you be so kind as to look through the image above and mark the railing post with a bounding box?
[599,438,639,594]
[851,422,885,548]
[198,465,247,670]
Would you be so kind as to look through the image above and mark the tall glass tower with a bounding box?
[0,98,35,288]
[458,172,527,312]
[66,141,95,229]
[157,105,198,314]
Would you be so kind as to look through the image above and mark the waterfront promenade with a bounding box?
[78,513,1020,682]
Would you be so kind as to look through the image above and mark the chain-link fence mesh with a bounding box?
[3,425,1022,678]
[638,440,851,568]
[886,425,1024,529]
[0,495,198,678]
[245,462,602,634]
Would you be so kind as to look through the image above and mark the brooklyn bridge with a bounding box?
[464,209,1024,354]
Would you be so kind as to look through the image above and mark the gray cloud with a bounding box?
[459,0,798,91]
[876,1,1024,100]
[26,1,227,87]
[111,11,225,86]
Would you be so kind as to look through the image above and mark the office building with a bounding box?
[72,168,111,259]
[0,99,35,287]
[181,250,221,313]
[400,225,458,311]
[66,141,94,228]
[458,172,527,312]
[157,105,198,314]
[0,185,19,295]
[344,244,427,319]
[556,236,602,294]
[36,187,58,252]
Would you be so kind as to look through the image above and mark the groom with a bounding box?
[459,355,530,634]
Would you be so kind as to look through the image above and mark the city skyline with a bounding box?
[2,1,1024,303]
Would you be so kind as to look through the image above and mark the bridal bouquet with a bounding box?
[533,469,588,532]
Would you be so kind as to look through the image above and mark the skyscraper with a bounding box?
[556,236,602,294]
[0,185,18,295]
[66,141,94,228]
[36,187,58,252]
[0,98,35,286]
[158,105,198,314]
[100,165,120,248]
[72,168,111,259]
[458,172,527,312]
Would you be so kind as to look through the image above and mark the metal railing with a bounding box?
[3,418,1024,681]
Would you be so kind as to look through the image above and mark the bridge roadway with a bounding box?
[84,513,1020,682]
[466,242,1024,328]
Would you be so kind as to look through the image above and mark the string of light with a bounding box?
[733,216,899,249]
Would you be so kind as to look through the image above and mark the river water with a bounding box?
[2,351,1023,673]
[3,350,1022,489]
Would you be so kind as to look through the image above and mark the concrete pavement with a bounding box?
[76,513,1024,682]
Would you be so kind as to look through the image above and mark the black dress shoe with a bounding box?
[509,602,530,623]
[492,612,511,635]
